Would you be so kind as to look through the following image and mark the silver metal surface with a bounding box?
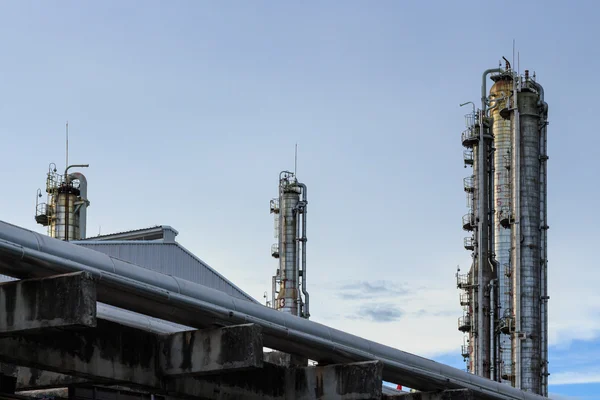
[490,76,514,384]
[531,80,549,397]
[68,173,89,239]
[475,68,502,379]
[0,220,548,400]
[50,193,80,240]
[63,164,89,242]
[461,65,548,396]
[511,78,522,389]
[297,182,309,317]
[272,172,309,318]
[278,175,300,315]
[74,240,257,303]
[36,169,89,241]
[515,88,542,393]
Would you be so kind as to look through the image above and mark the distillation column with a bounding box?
[270,171,309,318]
[489,75,514,384]
[512,81,543,394]
[35,164,90,241]
[459,64,549,396]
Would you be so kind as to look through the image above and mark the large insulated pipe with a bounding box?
[63,165,88,241]
[97,303,192,334]
[297,182,309,318]
[477,67,502,378]
[0,272,188,334]
[68,172,89,239]
[0,221,547,400]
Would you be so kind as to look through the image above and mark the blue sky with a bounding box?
[0,1,598,398]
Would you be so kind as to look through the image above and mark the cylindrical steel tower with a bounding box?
[489,76,514,384]
[35,164,90,241]
[458,62,549,396]
[270,171,309,318]
[50,190,81,240]
[512,86,542,393]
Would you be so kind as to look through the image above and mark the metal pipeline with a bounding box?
[541,109,548,398]
[297,182,309,318]
[97,303,192,334]
[68,172,89,239]
[295,207,301,316]
[477,67,502,378]
[490,278,496,381]
[0,220,547,400]
[482,68,503,112]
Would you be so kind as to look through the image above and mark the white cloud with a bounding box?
[549,393,583,400]
[551,370,600,386]
[307,279,465,358]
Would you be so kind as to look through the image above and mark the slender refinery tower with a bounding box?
[35,163,90,241]
[457,59,549,396]
[270,171,309,318]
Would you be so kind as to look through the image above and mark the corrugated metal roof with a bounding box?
[74,239,257,303]
[81,225,179,242]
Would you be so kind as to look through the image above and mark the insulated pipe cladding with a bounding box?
[0,220,547,400]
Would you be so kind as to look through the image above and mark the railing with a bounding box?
[464,112,477,128]
[46,172,81,194]
[462,213,474,231]
[36,203,48,217]
[461,344,471,358]
[463,176,475,192]
[456,273,470,289]
[458,314,471,332]
[34,203,51,227]
[501,363,515,381]
[271,243,279,258]
[269,199,279,213]
[498,316,515,335]
[465,193,473,209]
[463,149,474,165]
[499,206,512,228]
[459,292,470,306]
[461,128,478,146]
[464,237,474,250]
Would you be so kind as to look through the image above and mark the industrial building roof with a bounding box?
[74,226,257,303]
[81,225,179,242]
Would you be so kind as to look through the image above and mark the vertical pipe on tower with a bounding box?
[477,68,502,378]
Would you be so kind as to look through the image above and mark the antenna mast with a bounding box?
[512,39,515,72]
[66,121,69,172]
[294,143,298,177]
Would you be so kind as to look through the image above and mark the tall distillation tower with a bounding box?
[35,163,90,241]
[457,59,549,396]
[270,171,310,318]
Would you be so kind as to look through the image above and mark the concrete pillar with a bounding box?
[0,272,96,334]
[168,360,383,400]
[159,324,263,376]
[0,319,160,388]
[16,368,86,390]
